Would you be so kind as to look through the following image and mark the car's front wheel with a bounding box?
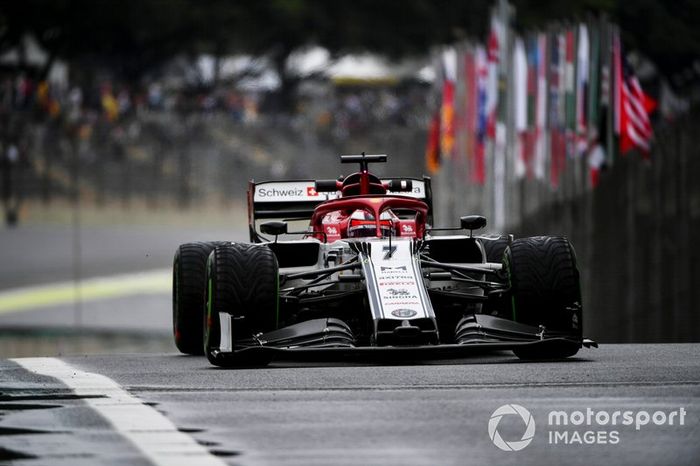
[203,243,279,366]
[503,236,582,359]
[172,241,229,355]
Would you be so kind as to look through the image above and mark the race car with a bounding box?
[172,153,595,366]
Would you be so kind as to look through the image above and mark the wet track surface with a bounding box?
[2,344,700,465]
[1,225,699,464]
[0,225,238,291]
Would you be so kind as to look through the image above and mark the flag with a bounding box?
[534,33,548,181]
[426,111,441,174]
[564,28,576,158]
[588,143,606,187]
[549,31,566,189]
[524,36,538,178]
[474,46,488,185]
[587,22,601,143]
[440,48,458,158]
[585,22,606,189]
[464,49,475,172]
[575,24,590,155]
[513,37,528,179]
[464,48,481,184]
[486,15,502,139]
[613,32,656,156]
[599,22,615,167]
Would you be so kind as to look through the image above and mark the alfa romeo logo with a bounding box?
[488,404,536,451]
[391,308,417,318]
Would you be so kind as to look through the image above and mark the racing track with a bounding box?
[2,344,699,465]
[0,225,699,464]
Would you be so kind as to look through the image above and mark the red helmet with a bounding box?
[347,210,394,238]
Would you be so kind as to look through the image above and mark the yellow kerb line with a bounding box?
[0,269,171,315]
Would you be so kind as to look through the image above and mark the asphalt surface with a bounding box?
[0,224,244,336]
[1,224,699,465]
[2,344,699,465]
[0,224,241,291]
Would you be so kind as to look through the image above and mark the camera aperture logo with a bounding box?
[488,404,687,450]
[488,404,536,451]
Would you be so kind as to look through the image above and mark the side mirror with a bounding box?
[260,221,287,236]
[460,215,487,232]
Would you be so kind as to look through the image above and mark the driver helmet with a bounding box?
[347,210,394,238]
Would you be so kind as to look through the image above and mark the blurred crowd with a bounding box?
[0,70,430,225]
[0,73,429,134]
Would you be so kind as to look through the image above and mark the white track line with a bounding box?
[11,357,228,466]
[0,268,171,314]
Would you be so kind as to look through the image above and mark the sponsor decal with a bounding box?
[380,266,407,272]
[254,181,340,202]
[387,182,425,198]
[401,224,414,233]
[391,309,418,318]
[386,288,410,296]
[326,226,338,235]
[256,187,305,198]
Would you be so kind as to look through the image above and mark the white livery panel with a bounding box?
[361,239,435,320]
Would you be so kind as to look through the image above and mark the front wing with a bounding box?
[208,314,596,367]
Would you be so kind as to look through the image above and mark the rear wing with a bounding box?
[247,177,433,242]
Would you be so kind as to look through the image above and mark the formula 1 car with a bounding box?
[172,154,595,366]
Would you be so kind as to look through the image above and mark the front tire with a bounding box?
[172,241,229,355]
[503,236,582,359]
[204,243,279,365]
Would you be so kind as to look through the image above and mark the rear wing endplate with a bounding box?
[247,177,433,242]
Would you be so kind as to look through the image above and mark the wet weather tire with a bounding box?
[503,236,582,359]
[203,243,279,366]
[481,236,510,263]
[172,241,229,355]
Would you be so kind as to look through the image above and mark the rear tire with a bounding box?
[503,236,582,359]
[172,241,229,355]
[204,243,279,365]
[481,236,510,263]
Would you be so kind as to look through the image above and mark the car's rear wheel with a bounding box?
[173,241,229,355]
[503,236,582,359]
[203,243,279,366]
[480,235,510,263]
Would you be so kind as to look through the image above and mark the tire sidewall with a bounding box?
[204,250,220,364]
